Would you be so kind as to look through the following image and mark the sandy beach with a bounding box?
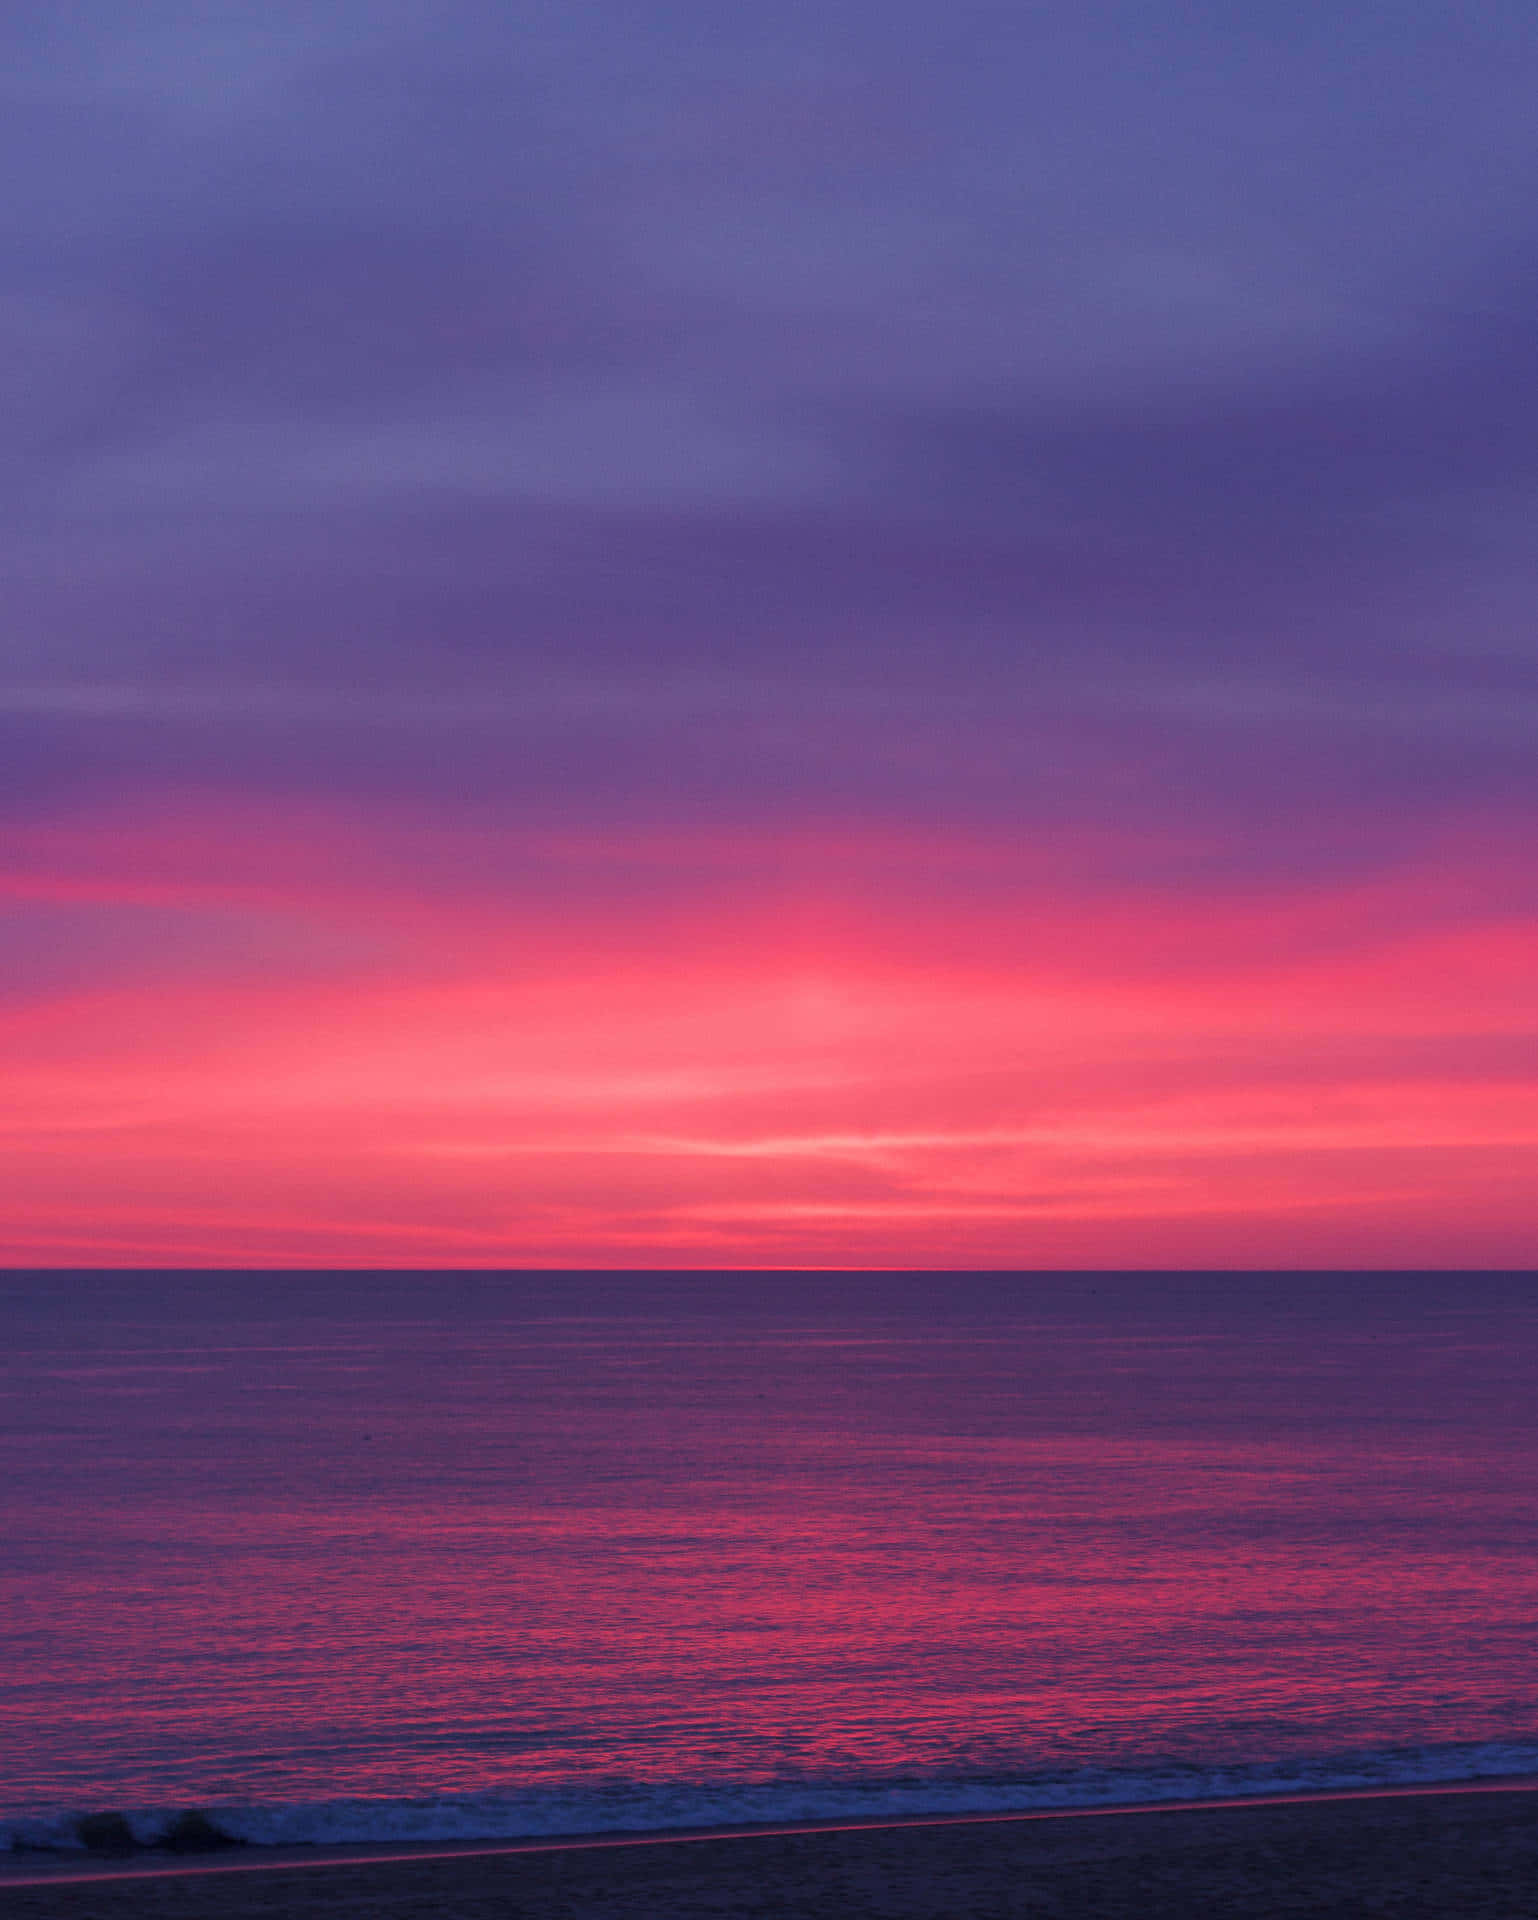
[4,1787,1537,1920]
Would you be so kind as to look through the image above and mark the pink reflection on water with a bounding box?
[5,1277,1538,1821]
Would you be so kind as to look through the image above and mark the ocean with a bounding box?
[3,1270,1537,1854]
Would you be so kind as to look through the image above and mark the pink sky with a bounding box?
[6,801,1533,1267]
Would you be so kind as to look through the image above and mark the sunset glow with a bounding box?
[6,800,1533,1266]
[6,0,1538,1270]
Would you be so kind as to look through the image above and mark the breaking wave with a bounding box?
[7,1740,1538,1858]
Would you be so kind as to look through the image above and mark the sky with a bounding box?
[4,0,1537,1268]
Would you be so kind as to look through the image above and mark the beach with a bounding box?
[5,1787,1537,1920]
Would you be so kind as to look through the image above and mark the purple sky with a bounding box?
[7,0,1537,834]
[5,2,1537,1265]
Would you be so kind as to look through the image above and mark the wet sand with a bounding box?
[4,1787,1538,1920]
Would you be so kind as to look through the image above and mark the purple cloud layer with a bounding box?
[5,0,1538,878]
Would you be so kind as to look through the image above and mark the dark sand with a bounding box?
[5,1788,1538,1920]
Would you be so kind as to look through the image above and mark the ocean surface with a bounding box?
[3,1270,1538,1853]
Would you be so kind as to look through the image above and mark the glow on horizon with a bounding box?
[6,0,1538,1276]
[4,802,1535,1268]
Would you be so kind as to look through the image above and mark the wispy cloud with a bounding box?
[5,0,1537,1261]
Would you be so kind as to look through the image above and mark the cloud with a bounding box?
[2,0,1536,924]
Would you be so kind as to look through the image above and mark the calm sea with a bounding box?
[3,1271,1537,1852]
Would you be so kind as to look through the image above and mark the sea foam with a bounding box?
[7,1740,1538,1856]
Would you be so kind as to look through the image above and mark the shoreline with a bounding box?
[4,1785,1537,1920]
[5,1775,1537,1889]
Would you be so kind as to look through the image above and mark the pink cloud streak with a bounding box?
[4,801,1534,1267]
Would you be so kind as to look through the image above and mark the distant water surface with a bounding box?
[3,1271,1537,1849]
